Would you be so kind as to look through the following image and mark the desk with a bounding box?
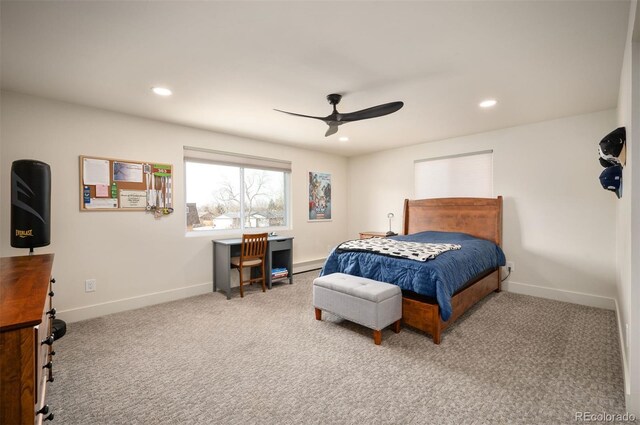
[213,236,294,299]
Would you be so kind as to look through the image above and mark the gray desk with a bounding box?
[212,236,294,299]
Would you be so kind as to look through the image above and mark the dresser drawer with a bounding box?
[35,311,52,407]
[36,286,54,423]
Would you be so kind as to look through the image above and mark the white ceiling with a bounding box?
[1,1,630,157]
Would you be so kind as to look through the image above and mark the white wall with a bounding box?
[617,0,633,374]
[616,0,640,415]
[0,92,4,246]
[0,91,348,321]
[348,110,618,308]
[629,39,640,416]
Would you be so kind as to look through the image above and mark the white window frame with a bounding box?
[184,147,292,236]
[414,150,494,199]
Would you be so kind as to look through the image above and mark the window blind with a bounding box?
[414,150,493,199]
[184,146,292,172]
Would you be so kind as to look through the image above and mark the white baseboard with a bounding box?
[58,259,327,323]
[293,258,325,273]
[614,297,631,399]
[57,282,212,323]
[503,280,616,310]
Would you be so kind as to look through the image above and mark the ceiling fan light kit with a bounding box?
[275,93,404,137]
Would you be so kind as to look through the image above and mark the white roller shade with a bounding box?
[184,146,291,172]
[414,150,493,198]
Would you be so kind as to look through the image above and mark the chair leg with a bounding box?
[393,319,401,333]
[238,267,244,298]
[260,262,266,292]
[314,308,322,321]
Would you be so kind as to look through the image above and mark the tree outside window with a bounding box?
[185,161,288,232]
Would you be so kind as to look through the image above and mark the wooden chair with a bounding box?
[230,233,268,298]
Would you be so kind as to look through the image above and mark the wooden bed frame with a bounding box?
[401,196,503,344]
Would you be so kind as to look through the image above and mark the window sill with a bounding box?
[185,226,291,238]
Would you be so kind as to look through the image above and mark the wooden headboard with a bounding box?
[402,197,503,246]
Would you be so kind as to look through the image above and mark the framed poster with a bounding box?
[309,171,332,221]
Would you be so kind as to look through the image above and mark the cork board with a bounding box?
[79,155,173,212]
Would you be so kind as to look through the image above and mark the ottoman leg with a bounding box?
[373,329,382,345]
[314,308,322,321]
[393,319,401,333]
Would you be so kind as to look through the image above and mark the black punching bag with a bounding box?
[11,160,51,249]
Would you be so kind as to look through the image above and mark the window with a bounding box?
[184,147,291,233]
[414,150,493,198]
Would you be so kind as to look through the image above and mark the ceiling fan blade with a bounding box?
[325,125,339,137]
[339,101,404,122]
[274,109,328,122]
[275,96,404,137]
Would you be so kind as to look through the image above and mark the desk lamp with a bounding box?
[386,212,397,236]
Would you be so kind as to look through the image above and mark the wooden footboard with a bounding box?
[401,197,503,343]
[402,268,500,344]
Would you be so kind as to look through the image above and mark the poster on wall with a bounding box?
[309,171,332,221]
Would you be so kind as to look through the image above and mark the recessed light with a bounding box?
[152,87,172,96]
[479,99,497,108]
[339,136,349,142]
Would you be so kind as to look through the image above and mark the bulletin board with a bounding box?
[79,155,173,213]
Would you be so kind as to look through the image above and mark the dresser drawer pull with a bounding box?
[37,405,49,415]
[46,308,56,317]
[44,412,54,421]
[49,290,55,297]
[41,335,54,346]
[43,361,53,370]
[47,372,54,383]
[50,278,56,284]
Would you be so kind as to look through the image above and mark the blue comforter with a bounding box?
[320,231,506,321]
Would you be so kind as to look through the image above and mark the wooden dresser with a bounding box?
[1,254,56,424]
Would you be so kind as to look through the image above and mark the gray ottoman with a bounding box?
[313,273,402,345]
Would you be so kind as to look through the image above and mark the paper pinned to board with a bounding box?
[95,184,109,197]
[113,161,143,183]
[85,198,118,209]
[83,158,110,186]
[119,190,146,208]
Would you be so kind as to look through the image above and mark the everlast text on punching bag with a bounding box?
[11,160,51,250]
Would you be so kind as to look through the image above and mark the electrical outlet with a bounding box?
[506,261,515,272]
[85,279,96,292]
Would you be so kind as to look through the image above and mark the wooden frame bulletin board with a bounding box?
[79,155,173,212]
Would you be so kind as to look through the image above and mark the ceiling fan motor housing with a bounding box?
[326,93,342,105]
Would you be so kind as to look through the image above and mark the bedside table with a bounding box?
[359,231,388,239]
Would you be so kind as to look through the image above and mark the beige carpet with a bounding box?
[47,271,629,424]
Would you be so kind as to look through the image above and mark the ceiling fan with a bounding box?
[275,93,404,137]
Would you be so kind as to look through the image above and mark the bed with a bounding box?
[321,197,505,344]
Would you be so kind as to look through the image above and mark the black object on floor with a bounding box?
[52,319,66,341]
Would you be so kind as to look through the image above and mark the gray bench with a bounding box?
[313,273,402,345]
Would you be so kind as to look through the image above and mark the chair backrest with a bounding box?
[241,233,268,260]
